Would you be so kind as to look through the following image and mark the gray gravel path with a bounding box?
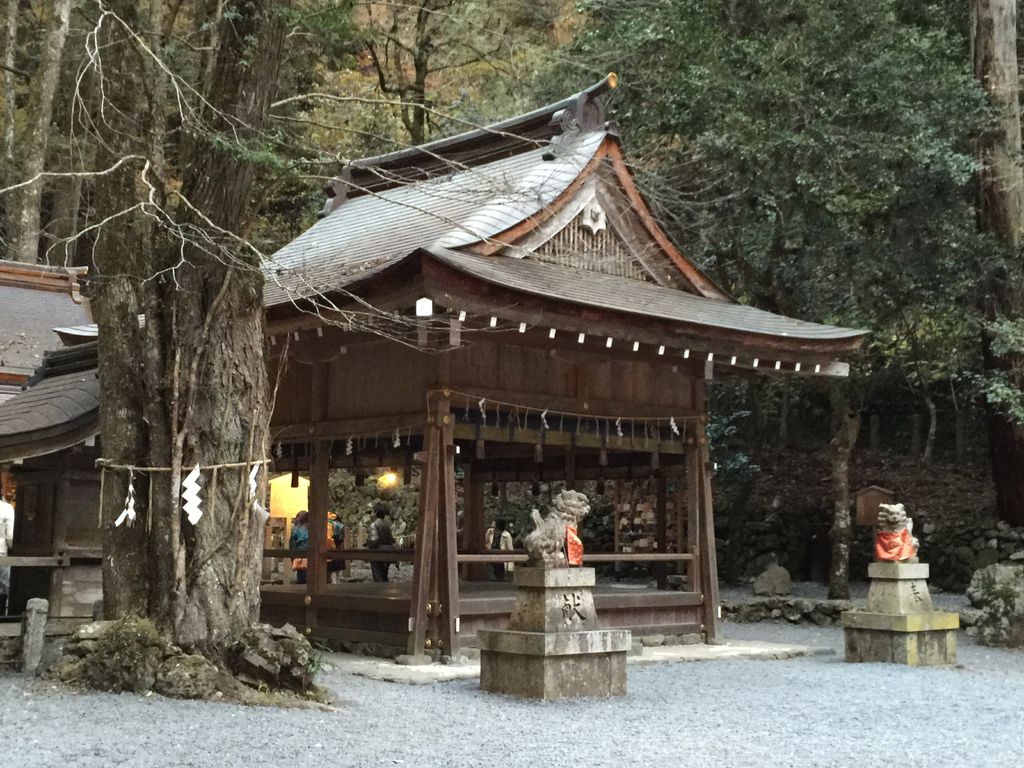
[1,623,1022,768]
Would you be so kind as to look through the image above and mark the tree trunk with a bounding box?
[93,0,287,653]
[1,0,17,171]
[828,383,861,600]
[972,0,1024,525]
[923,393,937,464]
[4,0,71,263]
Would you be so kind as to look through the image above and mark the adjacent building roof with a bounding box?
[0,342,99,462]
[0,260,92,400]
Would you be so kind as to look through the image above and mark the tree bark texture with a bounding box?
[972,0,1024,526]
[1,0,17,171]
[828,383,861,600]
[92,0,287,653]
[4,0,71,263]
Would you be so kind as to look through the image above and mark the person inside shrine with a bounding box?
[486,517,513,581]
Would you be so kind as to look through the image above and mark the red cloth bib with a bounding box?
[875,528,915,562]
[566,525,583,566]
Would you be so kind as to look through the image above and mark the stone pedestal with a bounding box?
[478,566,630,699]
[842,562,958,666]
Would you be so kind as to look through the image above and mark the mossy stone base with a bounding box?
[478,566,630,699]
[842,610,959,666]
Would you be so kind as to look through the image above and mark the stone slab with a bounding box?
[841,610,960,633]
[868,562,930,580]
[318,639,828,685]
[394,654,432,667]
[477,628,632,657]
[513,566,596,589]
[480,648,626,699]
[844,626,957,666]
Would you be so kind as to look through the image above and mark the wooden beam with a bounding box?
[408,424,439,656]
[306,440,331,631]
[655,474,668,590]
[696,438,721,642]
[436,402,460,656]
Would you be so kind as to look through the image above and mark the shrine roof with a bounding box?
[426,248,865,344]
[264,128,607,307]
[0,342,99,461]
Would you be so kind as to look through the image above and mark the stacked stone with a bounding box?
[842,562,959,666]
[478,566,631,699]
[722,597,855,626]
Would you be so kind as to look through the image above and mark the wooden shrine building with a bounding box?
[261,76,867,657]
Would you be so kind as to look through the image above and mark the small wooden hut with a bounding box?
[262,77,866,656]
[0,342,101,621]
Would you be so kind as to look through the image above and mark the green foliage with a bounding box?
[576,0,987,325]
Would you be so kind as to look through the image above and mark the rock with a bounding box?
[50,655,83,683]
[640,634,665,647]
[975,549,1000,570]
[955,546,976,565]
[752,565,792,596]
[922,522,937,535]
[75,616,165,693]
[154,654,219,699]
[1010,551,1024,561]
[227,623,315,693]
[966,564,1024,647]
[987,538,1000,549]
[21,599,49,674]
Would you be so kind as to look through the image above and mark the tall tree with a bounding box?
[4,0,71,262]
[972,0,1024,525]
[92,0,287,650]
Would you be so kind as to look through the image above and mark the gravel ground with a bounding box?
[1,623,1022,768]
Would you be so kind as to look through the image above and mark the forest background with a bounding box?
[1,0,1023,620]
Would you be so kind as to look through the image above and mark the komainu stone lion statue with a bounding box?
[524,490,590,567]
[875,502,919,562]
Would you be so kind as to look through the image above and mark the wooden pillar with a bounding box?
[306,439,331,632]
[655,474,668,590]
[686,446,700,596]
[48,476,70,616]
[436,401,460,656]
[408,421,439,657]
[696,436,721,642]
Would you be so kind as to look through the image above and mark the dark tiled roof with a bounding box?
[264,129,606,307]
[427,248,866,343]
[0,342,99,457]
[0,369,98,442]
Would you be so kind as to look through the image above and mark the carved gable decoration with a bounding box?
[530,214,653,282]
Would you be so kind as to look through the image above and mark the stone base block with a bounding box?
[842,610,958,666]
[478,628,629,699]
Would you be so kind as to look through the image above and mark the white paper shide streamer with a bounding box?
[182,464,204,525]
[115,470,137,528]
[249,463,268,523]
